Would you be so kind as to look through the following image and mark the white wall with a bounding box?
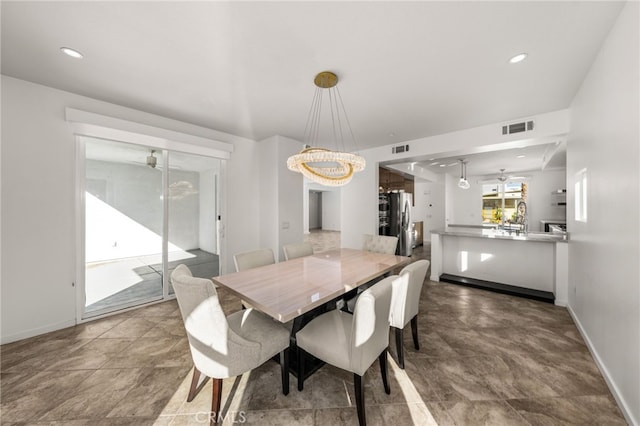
[257,136,279,259]
[414,180,446,236]
[524,169,566,231]
[199,168,218,254]
[0,76,259,342]
[341,152,379,249]
[276,136,304,262]
[222,137,259,274]
[566,2,639,424]
[413,180,446,242]
[257,135,304,261]
[447,175,484,226]
[321,190,341,231]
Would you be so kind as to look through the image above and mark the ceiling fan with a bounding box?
[481,168,527,183]
[132,149,163,169]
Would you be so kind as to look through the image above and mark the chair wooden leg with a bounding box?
[280,348,290,395]
[379,349,390,394]
[187,367,202,402]
[411,315,420,350]
[211,377,223,426]
[297,347,305,391]
[395,326,405,369]
[354,373,366,426]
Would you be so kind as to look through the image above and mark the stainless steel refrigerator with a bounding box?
[383,191,413,256]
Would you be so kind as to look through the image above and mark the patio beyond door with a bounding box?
[83,137,220,318]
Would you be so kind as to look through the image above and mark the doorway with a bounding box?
[309,190,322,230]
[82,137,221,317]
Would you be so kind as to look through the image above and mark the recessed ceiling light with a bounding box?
[509,53,528,64]
[60,47,83,59]
[439,164,446,167]
[430,162,439,166]
[516,154,526,158]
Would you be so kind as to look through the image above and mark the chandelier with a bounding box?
[287,71,366,186]
[458,159,470,189]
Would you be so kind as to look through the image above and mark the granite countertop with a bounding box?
[431,227,568,243]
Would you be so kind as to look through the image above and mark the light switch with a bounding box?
[282,221,290,229]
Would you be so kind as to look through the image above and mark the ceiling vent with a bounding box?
[502,120,534,135]
[392,144,409,154]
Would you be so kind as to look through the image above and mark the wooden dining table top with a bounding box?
[212,248,411,323]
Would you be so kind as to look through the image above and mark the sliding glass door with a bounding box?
[82,137,220,317]
[166,151,220,295]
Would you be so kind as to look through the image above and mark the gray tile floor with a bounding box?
[0,231,627,425]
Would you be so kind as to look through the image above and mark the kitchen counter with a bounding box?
[431,227,568,305]
[432,227,568,242]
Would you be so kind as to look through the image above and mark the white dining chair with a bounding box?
[342,234,400,312]
[295,275,397,426]
[282,241,314,261]
[362,234,398,254]
[389,259,430,369]
[233,248,276,309]
[171,264,290,425]
[233,248,275,272]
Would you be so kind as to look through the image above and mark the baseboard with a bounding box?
[440,273,555,304]
[1,318,76,345]
[554,297,568,307]
[567,305,638,426]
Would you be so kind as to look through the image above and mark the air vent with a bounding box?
[392,144,409,154]
[502,120,534,135]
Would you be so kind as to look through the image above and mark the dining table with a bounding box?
[212,247,411,378]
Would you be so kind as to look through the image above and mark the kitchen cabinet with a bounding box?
[379,167,414,205]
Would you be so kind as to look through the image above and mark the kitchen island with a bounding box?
[431,227,568,305]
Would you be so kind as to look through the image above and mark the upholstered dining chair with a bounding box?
[362,234,399,255]
[389,259,430,369]
[343,234,399,312]
[233,248,275,272]
[282,241,314,261]
[171,264,290,425]
[233,248,276,309]
[296,275,397,426]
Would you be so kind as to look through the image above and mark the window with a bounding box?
[575,169,587,222]
[482,182,527,225]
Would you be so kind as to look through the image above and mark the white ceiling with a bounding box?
[1,1,624,173]
[388,140,567,180]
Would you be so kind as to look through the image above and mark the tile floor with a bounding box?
[0,232,627,425]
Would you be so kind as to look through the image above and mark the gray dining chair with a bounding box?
[296,275,396,426]
[282,241,314,261]
[389,259,430,369]
[170,264,290,425]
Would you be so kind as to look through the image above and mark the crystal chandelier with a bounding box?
[287,71,366,186]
